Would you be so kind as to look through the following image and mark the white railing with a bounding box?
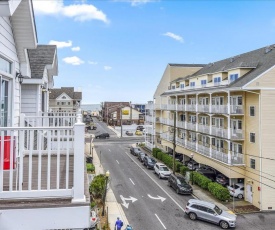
[145,115,153,123]
[198,124,210,134]
[186,105,196,112]
[177,121,186,129]
[197,105,210,113]
[160,133,173,142]
[211,148,229,164]
[187,122,196,131]
[212,105,228,114]
[197,144,211,157]
[186,141,196,151]
[161,104,167,110]
[212,126,228,138]
[0,113,85,202]
[154,104,161,110]
[176,137,185,147]
[230,105,243,114]
[145,104,154,110]
[177,104,185,111]
[230,129,244,139]
[230,151,244,164]
[167,104,176,110]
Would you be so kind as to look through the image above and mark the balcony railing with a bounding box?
[145,115,153,123]
[197,105,210,113]
[167,104,176,110]
[230,129,244,139]
[177,104,185,111]
[211,148,229,164]
[197,144,211,157]
[161,118,174,126]
[0,112,85,202]
[230,151,244,164]
[212,105,228,114]
[176,137,185,147]
[186,140,196,151]
[212,126,228,138]
[230,105,243,114]
[177,120,186,129]
[186,105,196,112]
[187,122,196,131]
[198,124,210,134]
[160,133,173,142]
[161,104,167,110]
[154,104,161,110]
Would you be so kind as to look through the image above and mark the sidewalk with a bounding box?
[85,137,129,229]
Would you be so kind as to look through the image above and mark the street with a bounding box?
[91,118,275,230]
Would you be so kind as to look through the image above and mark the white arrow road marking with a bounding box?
[120,195,138,209]
[155,214,167,229]
[129,178,135,185]
[116,160,119,164]
[147,194,166,202]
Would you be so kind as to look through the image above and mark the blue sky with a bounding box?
[33,0,275,104]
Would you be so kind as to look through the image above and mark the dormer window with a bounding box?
[229,74,238,83]
[214,77,221,86]
[180,83,184,89]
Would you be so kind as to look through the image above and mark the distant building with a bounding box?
[110,106,144,126]
[102,101,130,124]
[49,87,82,112]
[81,104,101,116]
[132,103,146,114]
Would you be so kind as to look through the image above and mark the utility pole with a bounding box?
[173,111,176,174]
[120,105,123,138]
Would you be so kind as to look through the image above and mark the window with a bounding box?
[250,158,256,169]
[250,133,255,143]
[57,102,60,105]
[68,102,71,105]
[214,77,221,86]
[180,83,184,89]
[230,74,238,83]
[250,106,255,116]
[0,79,10,127]
[201,80,207,87]
[171,85,175,89]
[62,102,65,105]
[190,82,195,87]
[0,56,12,74]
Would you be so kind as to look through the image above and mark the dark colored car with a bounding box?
[136,125,144,131]
[196,168,217,182]
[143,156,156,169]
[168,174,193,195]
[187,161,199,170]
[125,131,133,136]
[130,146,141,156]
[216,174,229,186]
[137,152,146,162]
[95,133,110,139]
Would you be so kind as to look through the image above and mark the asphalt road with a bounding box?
[90,118,275,230]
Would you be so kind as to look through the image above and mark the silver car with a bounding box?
[184,199,236,229]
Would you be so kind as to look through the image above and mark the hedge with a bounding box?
[191,171,212,190]
[89,174,106,199]
[208,182,230,201]
[86,163,95,173]
[179,165,189,176]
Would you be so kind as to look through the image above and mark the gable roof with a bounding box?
[27,45,57,79]
[168,63,206,68]
[49,87,82,100]
[189,44,275,87]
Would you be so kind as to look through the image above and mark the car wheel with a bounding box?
[189,212,197,221]
[220,220,229,229]
[168,181,171,187]
[158,173,161,179]
[237,194,243,199]
[146,165,149,169]
[176,188,180,194]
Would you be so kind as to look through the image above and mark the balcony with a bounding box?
[230,151,244,165]
[155,117,160,123]
[198,124,210,134]
[177,104,185,111]
[212,105,228,114]
[230,129,244,140]
[161,118,174,126]
[177,120,186,129]
[186,140,196,151]
[160,133,173,142]
[187,122,196,131]
[197,144,211,157]
[230,105,243,114]
[186,105,196,112]
[176,137,185,147]
[211,148,229,164]
[154,104,161,110]
[197,105,210,113]
[161,104,167,110]
[167,104,176,110]
[145,115,153,123]
[212,126,228,138]
[0,112,87,204]
[145,104,154,110]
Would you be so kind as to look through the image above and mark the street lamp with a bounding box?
[191,153,194,185]
[90,135,94,158]
[102,170,110,216]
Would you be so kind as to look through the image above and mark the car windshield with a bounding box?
[230,184,240,189]
[177,177,187,185]
[150,158,156,163]
[159,166,169,171]
[140,153,145,156]
[214,205,222,215]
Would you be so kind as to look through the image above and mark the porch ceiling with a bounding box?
[10,0,38,63]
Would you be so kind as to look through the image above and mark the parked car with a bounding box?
[227,183,244,199]
[95,133,110,139]
[168,174,193,195]
[130,146,141,156]
[154,163,171,179]
[187,161,199,170]
[137,152,146,162]
[184,199,237,229]
[125,131,133,136]
[136,125,144,131]
[91,126,97,130]
[143,156,156,169]
[216,174,229,186]
[135,130,143,135]
[196,167,218,182]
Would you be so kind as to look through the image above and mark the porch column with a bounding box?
[72,112,86,203]
[209,93,212,113]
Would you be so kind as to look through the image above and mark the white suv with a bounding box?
[154,163,171,179]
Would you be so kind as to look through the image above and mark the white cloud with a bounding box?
[88,61,98,65]
[104,66,112,71]
[33,0,109,23]
[130,0,155,6]
[63,56,84,65]
[72,46,80,51]
[49,40,72,48]
[163,32,184,43]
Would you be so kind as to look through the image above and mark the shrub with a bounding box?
[86,163,95,173]
[89,174,106,199]
[192,172,212,190]
[179,165,189,176]
[208,182,230,201]
[152,148,161,158]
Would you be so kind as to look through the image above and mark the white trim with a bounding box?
[242,64,275,88]
[243,87,275,90]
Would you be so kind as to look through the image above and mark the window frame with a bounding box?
[250,132,256,143]
[250,158,256,169]
[250,106,255,116]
